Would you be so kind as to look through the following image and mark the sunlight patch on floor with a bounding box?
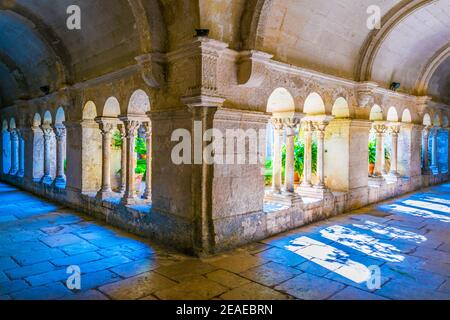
[320,225,404,262]
[390,204,450,223]
[352,221,427,244]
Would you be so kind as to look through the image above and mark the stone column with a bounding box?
[53,125,67,187]
[373,123,387,177]
[431,127,438,173]
[120,119,140,205]
[8,128,19,176]
[313,121,329,189]
[271,118,284,194]
[142,122,152,200]
[422,126,431,174]
[301,120,313,187]
[40,125,54,184]
[96,120,115,200]
[389,124,401,177]
[118,124,127,193]
[17,129,24,177]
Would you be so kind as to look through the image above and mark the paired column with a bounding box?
[372,123,387,177]
[283,121,297,193]
[142,122,152,200]
[301,121,313,187]
[40,125,53,184]
[17,130,24,177]
[271,118,284,194]
[120,119,141,205]
[430,128,438,172]
[53,125,67,187]
[96,119,115,200]
[388,124,401,177]
[8,128,19,176]
[313,121,329,189]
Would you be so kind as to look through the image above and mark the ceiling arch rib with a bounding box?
[415,43,450,95]
[0,3,72,85]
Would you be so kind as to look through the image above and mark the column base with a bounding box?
[53,176,66,189]
[142,190,152,202]
[265,191,303,206]
[41,175,53,185]
[9,170,18,176]
[17,170,24,178]
[120,195,140,206]
[297,185,332,199]
[368,176,386,187]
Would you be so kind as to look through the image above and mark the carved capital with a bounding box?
[135,53,166,89]
[372,123,387,135]
[388,123,401,136]
[301,120,314,133]
[356,82,378,108]
[41,125,54,138]
[53,126,67,140]
[270,118,284,131]
[123,120,141,138]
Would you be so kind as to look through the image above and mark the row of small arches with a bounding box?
[2,107,66,131]
[266,87,449,126]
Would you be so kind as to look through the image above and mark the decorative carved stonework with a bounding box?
[356,82,378,108]
[135,53,166,89]
[237,50,273,87]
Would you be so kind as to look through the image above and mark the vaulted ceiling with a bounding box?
[0,0,449,107]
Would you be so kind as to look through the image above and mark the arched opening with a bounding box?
[368,105,388,177]
[8,118,19,176]
[401,109,412,123]
[387,107,399,122]
[128,90,150,115]
[82,101,98,120]
[332,97,350,118]
[304,92,325,115]
[422,113,432,172]
[369,105,383,121]
[2,119,10,174]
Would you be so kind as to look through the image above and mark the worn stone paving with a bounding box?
[0,181,449,300]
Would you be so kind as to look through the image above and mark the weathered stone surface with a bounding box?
[220,282,290,300]
[154,276,227,300]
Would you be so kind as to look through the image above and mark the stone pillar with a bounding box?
[118,124,127,193]
[53,126,67,187]
[96,120,115,200]
[142,122,152,200]
[373,123,386,177]
[389,124,401,177]
[17,130,24,177]
[301,120,313,187]
[120,119,140,205]
[41,125,54,184]
[422,126,431,174]
[431,127,438,173]
[9,128,19,176]
[271,118,283,194]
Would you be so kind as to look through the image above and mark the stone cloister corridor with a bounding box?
[0,0,450,303]
[0,181,449,300]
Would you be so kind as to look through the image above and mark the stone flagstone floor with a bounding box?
[0,181,449,300]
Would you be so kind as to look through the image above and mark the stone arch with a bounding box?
[82,101,97,120]
[401,109,412,123]
[9,118,16,129]
[387,107,399,122]
[55,107,65,125]
[2,119,8,131]
[442,115,449,128]
[33,113,42,127]
[304,92,326,115]
[128,89,150,115]
[433,114,441,127]
[266,87,295,113]
[332,97,350,118]
[103,97,121,117]
[423,113,432,126]
[369,104,383,121]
